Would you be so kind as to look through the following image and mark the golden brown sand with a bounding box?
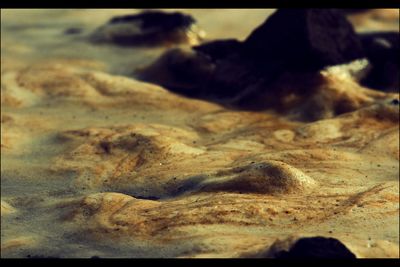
[1,9,399,258]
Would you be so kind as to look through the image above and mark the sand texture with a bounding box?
[1,9,399,258]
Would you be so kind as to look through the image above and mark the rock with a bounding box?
[243,9,365,71]
[91,11,205,46]
[139,46,280,100]
[108,11,195,31]
[273,236,356,259]
[359,32,399,91]
[204,54,270,99]
[137,48,215,96]
[193,39,243,62]
[139,9,381,115]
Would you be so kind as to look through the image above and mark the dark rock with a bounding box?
[109,11,195,32]
[243,9,365,71]
[193,39,243,62]
[359,32,399,91]
[274,237,356,259]
[139,9,368,109]
[204,54,284,99]
[137,48,215,96]
[201,9,366,100]
[91,11,204,46]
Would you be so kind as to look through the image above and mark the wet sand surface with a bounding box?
[1,9,399,258]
